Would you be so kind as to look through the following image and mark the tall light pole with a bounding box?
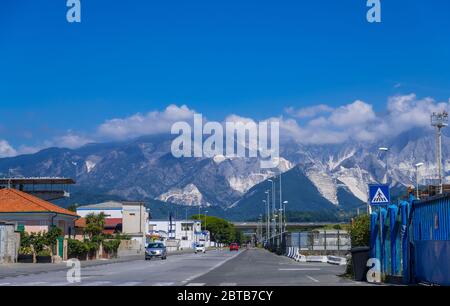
[268,179,276,237]
[431,111,448,194]
[415,162,424,199]
[283,200,288,233]
[279,172,283,240]
[265,190,270,241]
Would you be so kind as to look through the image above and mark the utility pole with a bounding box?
[431,111,448,194]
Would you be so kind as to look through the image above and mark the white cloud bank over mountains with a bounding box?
[1,94,449,158]
[280,94,450,144]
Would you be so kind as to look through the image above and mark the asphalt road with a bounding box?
[0,249,365,286]
[190,248,365,286]
[0,249,240,286]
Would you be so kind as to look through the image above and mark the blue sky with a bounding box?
[0,0,449,154]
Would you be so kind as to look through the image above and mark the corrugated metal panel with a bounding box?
[413,195,450,241]
[410,195,450,285]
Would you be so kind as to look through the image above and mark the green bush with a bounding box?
[68,239,89,258]
[349,214,370,247]
[37,249,52,256]
[103,239,121,255]
[19,246,33,255]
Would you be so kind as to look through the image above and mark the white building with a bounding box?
[76,201,150,252]
[148,219,210,250]
[76,201,123,218]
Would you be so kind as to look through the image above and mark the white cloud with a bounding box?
[98,104,196,140]
[285,104,333,119]
[3,94,449,157]
[0,140,17,158]
[284,94,450,144]
[54,133,93,149]
[328,100,376,127]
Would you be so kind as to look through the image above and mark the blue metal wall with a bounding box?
[370,194,450,285]
[410,195,450,285]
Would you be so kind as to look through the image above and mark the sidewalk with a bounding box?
[0,249,194,279]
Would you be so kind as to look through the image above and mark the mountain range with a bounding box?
[0,128,448,221]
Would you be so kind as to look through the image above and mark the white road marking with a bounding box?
[152,282,174,286]
[186,283,205,286]
[220,283,237,286]
[116,282,142,286]
[16,281,48,286]
[48,282,74,286]
[278,268,321,271]
[80,281,111,286]
[306,275,320,283]
[0,283,11,286]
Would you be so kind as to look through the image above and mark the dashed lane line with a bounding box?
[306,275,320,283]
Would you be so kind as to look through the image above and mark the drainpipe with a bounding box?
[51,212,58,227]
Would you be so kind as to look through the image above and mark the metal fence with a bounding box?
[286,230,351,251]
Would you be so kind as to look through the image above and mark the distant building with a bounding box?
[148,219,210,250]
[0,188,78,236]
[76,201,123,218]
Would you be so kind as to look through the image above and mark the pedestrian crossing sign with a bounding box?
[369,184,390,206]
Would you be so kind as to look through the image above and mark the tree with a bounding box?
[84,212,106,241]
[191,214,243,245]
[67,203,79,212]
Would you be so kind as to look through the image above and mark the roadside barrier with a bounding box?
[284,248,345,265]
[327,256,347,265]
[305,255,328,263]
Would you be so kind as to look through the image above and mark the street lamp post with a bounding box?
[268,179,276,238]
[265,190,270,242]
[283,201,288,233]
[415,162,424,199]
[279,172,283,242]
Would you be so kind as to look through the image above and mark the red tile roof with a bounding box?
[105,218,122,227]
[0,188,79,217]
[75,217,86,228]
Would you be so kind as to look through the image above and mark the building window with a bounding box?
[181,223,193,231]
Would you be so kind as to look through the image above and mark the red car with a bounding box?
[229,243,239,251]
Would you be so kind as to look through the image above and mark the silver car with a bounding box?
[145,242,167,260]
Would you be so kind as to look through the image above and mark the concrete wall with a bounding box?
[117,239,144,257]
[122,202,148,235]
[0,222,20,264]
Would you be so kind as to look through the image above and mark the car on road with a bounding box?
[229,243,239,251]
[194,243,206,254]
[145,242,167,260]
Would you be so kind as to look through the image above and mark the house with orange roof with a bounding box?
[0,188,79,237]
